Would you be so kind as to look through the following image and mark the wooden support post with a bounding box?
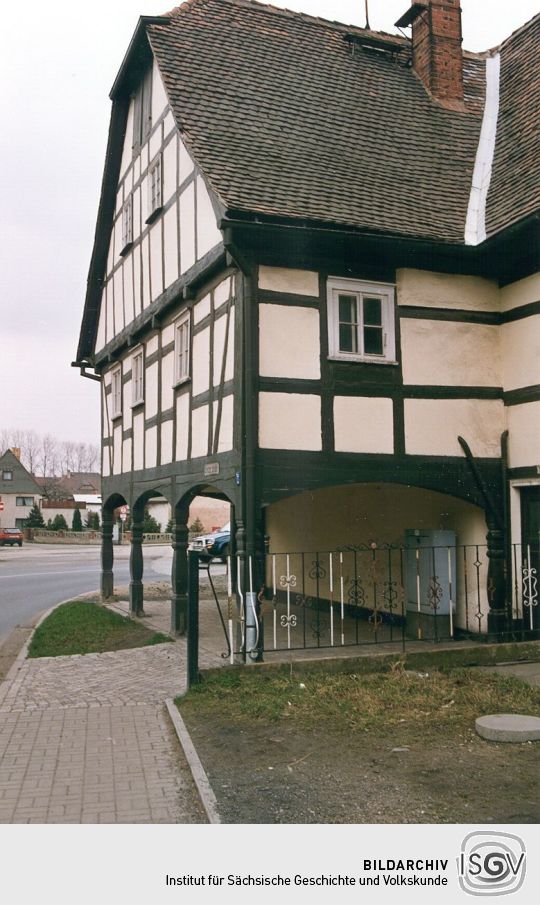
[101,511,114,599]
[129,520,144,616]
[187,550,200,687]
[486,513,508,640]
[171,519,189,636]
[458,435,508,641]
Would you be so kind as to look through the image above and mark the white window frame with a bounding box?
[2,470,13,481]
[121,195,133,253]
[147,155,163,221]
[16,496,34,507]
[132,348,144,406]
[111,366,123,419]
[327,277,397,364]
[174,313,191,385]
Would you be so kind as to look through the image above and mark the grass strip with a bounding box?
[178,666,540,740]
[28,600,171,658]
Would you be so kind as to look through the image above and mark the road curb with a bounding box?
[0,592,101,705]
[165,697,221,824]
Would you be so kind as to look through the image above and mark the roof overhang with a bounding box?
[109,16,170,100]
[221,210,540,286]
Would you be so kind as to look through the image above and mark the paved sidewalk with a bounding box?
[0,642,207,824]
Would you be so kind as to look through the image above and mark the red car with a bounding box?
[0,528,23,547]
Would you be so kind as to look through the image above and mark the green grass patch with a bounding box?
[178,666,540,740]
[28,601,172,658]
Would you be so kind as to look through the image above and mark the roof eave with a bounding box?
[109,16,171,100]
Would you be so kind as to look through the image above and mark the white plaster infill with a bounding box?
[465,53,501,247]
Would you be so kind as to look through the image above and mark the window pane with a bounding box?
[338,294,358,353]
[339,324,357,353]
[176,320,190,379]
[364,326,384,355]
[363,297,382,326]
[338,294,356,324]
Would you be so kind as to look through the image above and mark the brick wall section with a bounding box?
[412,0,464,107]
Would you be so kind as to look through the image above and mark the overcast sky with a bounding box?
[2,0,537,447]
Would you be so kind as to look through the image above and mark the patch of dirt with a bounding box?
[181,712,540,825]
[0,624,36,680]
[113,582,171,600]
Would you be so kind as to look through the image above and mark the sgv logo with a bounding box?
[458,832,526,896]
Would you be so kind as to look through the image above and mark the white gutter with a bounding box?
[464,53,501,246]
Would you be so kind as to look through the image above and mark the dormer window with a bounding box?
[132,66,152,152]
[327,277,397,365]
[146,155,163,223]
[120,195,133,255]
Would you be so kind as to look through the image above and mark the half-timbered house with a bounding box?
[75,0,540,649]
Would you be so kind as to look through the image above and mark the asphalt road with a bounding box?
[0,543,173,643]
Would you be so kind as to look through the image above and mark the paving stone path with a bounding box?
[0,643,207,824]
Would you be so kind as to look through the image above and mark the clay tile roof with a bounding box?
[486,13,540,238]
[148,0,489,244]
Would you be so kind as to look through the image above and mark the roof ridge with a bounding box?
[164,0,408,44]
[496,9,540,53]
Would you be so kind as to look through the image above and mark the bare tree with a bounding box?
[60,441,77,475]
[1,428,99,477]
[40,434,60,477]
[21,430,40,474]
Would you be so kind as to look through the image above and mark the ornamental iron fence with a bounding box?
[188,543,539,677]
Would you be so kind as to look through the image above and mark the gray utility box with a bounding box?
[404,530,457,641]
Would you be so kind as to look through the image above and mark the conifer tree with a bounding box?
[25,502,45,528]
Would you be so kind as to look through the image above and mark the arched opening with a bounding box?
[170,483,236,637]
[128,488,172,616]
[101,492,128,598]
[262,482,492,642]
[265,483,487,553]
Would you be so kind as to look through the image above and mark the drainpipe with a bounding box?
[242,270,263,662]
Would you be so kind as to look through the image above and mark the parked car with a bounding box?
[188,522,230,562]
[0,528,23,547]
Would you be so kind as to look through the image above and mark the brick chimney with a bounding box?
[10,447,21,460]
[396,1,464,109]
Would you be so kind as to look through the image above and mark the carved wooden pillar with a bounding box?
[486,512,508,639]
[101,511,114,599]
[458,435,508,642]
[171,518,189,636]
[129,519,144,616]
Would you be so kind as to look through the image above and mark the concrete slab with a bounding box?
[478,662,540,687]
[475,713,540,743]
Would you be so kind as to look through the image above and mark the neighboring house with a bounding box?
[0,449,42,529]
[36,473,102,527]
[37,472,102,501]
[75,0,539,641]
[57,472,101,497]
[35,471,101,528]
